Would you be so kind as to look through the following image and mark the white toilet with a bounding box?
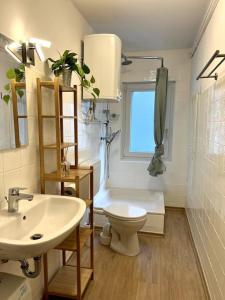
[78,159,147,256]
[102,202,147,256]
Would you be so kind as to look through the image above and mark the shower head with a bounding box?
[121,54,132,65]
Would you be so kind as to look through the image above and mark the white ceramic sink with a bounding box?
[0,194,86,260]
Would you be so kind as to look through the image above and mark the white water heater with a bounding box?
[83,34,121,102]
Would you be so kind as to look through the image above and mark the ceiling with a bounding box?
[73,0,211,51]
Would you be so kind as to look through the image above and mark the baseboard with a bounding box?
[138,231,165,237]
[165,206,185,213]
[184,209,211,300]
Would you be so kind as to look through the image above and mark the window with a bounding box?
[122,81,175,160]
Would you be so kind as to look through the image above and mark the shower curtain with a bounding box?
[147,67,168,177]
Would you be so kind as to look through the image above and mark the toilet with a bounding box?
[78,159,147,256]
[101,202,147,256]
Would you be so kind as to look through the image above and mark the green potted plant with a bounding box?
[2,64,25,104]
[47,50,100,99]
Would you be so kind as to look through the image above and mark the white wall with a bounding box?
[187,1,225,299]
[0,1,101,299]
[107,49,191,207]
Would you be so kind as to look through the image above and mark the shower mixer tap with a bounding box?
[101,128,121,145]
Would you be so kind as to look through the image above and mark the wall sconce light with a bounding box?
[5,38,51,65]
[5,42,23,63]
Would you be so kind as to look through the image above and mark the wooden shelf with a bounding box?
[48,266,93,299]
[44,168,92,182]
[41,115,55,119]
[55,228,92,251]
[60,116,77,119]
[40,80,77,92]
[14,82,26,89]
[17,115,27,119]
[41,115,77,119]
[43,142,77,149]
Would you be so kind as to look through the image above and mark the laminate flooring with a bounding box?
[52,209,208,300]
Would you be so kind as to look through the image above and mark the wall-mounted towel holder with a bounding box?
[197,50,225,80]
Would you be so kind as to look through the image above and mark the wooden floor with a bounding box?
[52,210,208,300]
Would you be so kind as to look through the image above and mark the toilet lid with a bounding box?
[103,202,147,220]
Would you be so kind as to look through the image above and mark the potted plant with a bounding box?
[2,64,25,104]
[47,50,100,99]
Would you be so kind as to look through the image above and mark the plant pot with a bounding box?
[62,69,72,87]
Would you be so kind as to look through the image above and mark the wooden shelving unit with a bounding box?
[48,266,93,298]
[37,77,79,190]
[37,77,94,300]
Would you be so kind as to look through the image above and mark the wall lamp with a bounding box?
[5,38,51,65]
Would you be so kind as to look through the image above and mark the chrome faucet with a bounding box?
[7,187,33,213]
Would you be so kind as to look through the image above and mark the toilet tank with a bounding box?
[83,34,122,102]
[79,159,101,199]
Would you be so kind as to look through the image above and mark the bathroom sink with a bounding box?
[0,194,86,260]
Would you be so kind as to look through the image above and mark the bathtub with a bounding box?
[94,187,165,234]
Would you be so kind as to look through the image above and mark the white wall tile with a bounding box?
[188,75,225,300]
[3,169,23,197]
[108,49,191,207]
[3,149,22,172]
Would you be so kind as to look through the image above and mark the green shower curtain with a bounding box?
[147,67,168,177]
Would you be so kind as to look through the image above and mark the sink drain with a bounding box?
[30,234,43,240]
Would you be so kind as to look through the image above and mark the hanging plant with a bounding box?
[2,64,25,104]
[47,50,100,99]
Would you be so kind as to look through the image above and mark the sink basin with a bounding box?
[0,194,86,260]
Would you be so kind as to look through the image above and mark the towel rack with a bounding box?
[196,50,225,80]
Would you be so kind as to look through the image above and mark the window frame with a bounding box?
[121,81,175,161]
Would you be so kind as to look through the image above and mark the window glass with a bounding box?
[122,82,174,160]
[130,91,155,153]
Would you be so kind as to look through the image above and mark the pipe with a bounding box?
[128,55,164,67]
[19,256,42,278]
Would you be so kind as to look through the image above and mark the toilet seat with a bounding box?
[103,202,147,221]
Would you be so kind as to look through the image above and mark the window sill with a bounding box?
[120,154,153,161]
[120,153,170,162]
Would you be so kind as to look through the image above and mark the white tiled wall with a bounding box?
[187,1,225,299]
[187,76,225,300]
[108,49,191,207]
